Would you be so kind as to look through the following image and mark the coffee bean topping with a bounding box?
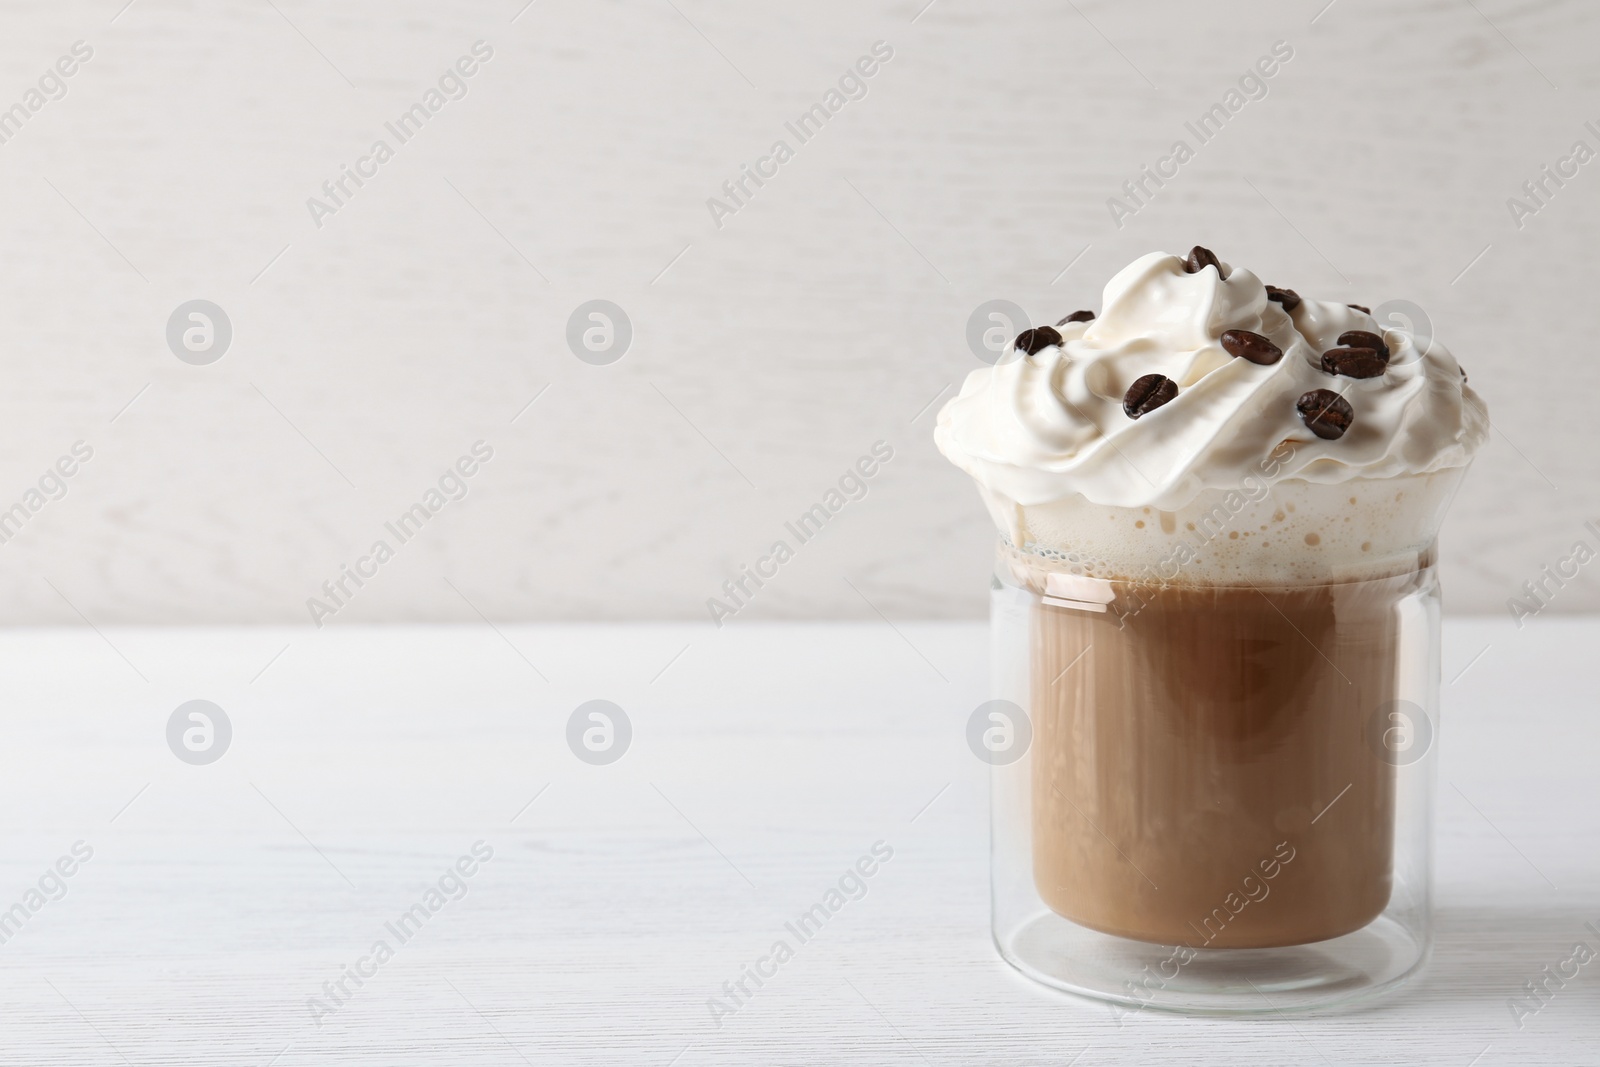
[1056,310,1095,325]
[1337,329,1389,359]
[1265,285,1301,312]
[1184,246,1224,276]
[1296,389,1355,440]
[1124,374,1179,419]
[1348,303,1371,314]
[1320,347,1387,379]
[1015,326,1062,356]
[1220,329,1283,366]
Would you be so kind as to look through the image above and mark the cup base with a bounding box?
[997,907,1430,1016]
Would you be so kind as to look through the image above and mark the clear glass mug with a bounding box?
[982,476,1454,1015]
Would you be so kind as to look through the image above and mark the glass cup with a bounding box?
[983,471,1461,1015]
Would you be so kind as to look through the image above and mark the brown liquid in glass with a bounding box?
[1031,573,1415,948]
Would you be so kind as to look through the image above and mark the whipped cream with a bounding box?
[935,251,1489,520]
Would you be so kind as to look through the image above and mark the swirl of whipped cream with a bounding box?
[935,251,1488,513]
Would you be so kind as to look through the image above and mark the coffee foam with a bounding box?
[987,469,1463,587]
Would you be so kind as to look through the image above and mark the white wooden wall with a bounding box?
[0,0,1592,623]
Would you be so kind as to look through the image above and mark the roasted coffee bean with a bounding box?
[1337,329,1389,359]
[1124,374,1179,418]
[1320,347,1387,379]
[1348,303,1371,314]
[1265,285,1301,312]
[1056,310,1095,325]
[1184,246,1223,275]
[1296,389,1355,440]
[1015,326,1062,356]
[1220,329,1283,365]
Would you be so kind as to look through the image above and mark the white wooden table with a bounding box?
[0,617,1593,1065]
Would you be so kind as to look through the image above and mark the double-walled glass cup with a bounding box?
[984,472,1459,1015]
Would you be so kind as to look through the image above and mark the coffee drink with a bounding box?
[1028,565,1426,948]
[935,248,1486,975]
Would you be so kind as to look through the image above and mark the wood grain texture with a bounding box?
[0,619,1592,1064]
[0,0,1592,622]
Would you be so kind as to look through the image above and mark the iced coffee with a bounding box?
[936,248,1486,954]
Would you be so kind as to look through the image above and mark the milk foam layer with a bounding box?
[996,470,1460,586]
[937,251,1487,582]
